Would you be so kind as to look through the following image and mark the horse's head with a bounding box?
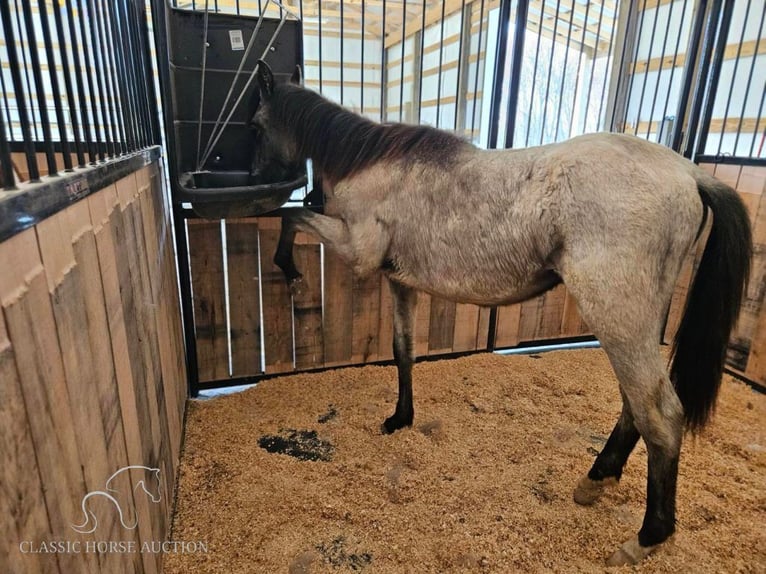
[249,60,304,183]
[145,468,162,503]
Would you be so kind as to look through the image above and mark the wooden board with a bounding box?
[428,297,456,354]
[495,304,522,349]
[323,248,354,366]
[257,218,294,373]
[293,233,324,369]
[377,276,394,362]
[187,220,229,382]
[0,310,58,574]
[89,185,160,574]
[225,219,263,377]
[414,292,432,357]
[0,228,98,574]
[352,273,382,363]
[452,303,481,352]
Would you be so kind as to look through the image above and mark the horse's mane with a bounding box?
[269,83,469,183]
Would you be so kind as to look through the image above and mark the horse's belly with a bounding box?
[391,266,561,306]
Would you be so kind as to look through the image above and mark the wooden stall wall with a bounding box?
[664,162,766,389]
[0,161,187,574]
[188,216,590,383]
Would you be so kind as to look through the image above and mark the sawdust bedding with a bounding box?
[166,349,765,573]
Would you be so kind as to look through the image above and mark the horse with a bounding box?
[248,60,752,566]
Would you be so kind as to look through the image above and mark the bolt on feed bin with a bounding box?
[157,0,306,218]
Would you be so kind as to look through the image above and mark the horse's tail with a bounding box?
[670,173,752,432]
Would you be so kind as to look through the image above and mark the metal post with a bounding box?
[503,0,529,148]
[486,0,513,149]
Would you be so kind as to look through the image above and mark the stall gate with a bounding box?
[169,0,765,392]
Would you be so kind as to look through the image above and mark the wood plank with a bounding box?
[323,248,354,367]
[517,296,545,342]
[257,218,294,373]
[495,304,522,349]
[352,273,382,363]
[535,284,567,340]
[428,297,456,354]
[452,303,480,352]
[377,276,394,362]
[0,310,58,574]
[136,172,178,525]
[90,186,160,574]
[476,306,492,350]
[293,233,324,369]
[713,163,741,189]
[36,201,138,573]
[187,220,229,382]
[0,228,98,574]
[146,169,185,481]
[123,179,173,539]
[560,290,584,337]
[414,292,432,357]
[225,219,263,377]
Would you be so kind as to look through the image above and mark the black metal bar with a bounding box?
[598,0,621,131]
[583,1,619,131]
[633,0,662,137]
[319,0,324,94]
[85,0,114,158]
[138,0,162,146]
[687,0,733,159]
[749,62,766,158]
[619,0,648,133]
[658,0,689,143]
[644,0,677,140]
[107,0,137,152]
[553,0,576,142]
[51,0,85,166]
[96,1,126,156]
[398,0,406,122]
[525,1,546,146]
[671,0,709,153]
[469,0,486,140]
[119,0,146,149]
[453,0,467,132]
[435,0,447,127]
[487,0,512,149]
[14,0,39,141]
[361,0,365,115]
[734,0,764,158]
[123,0,150,148]
[379,0,386,120]
[75,0,105,160]
[20,0,57,175]
[0,0,40,181]
[0,109,15,188]
[0,57,13,143]
[417,0,427,123]
[502,0,529,148]
[65,0,96,163]
[341,0,345,106]
[539,0,564,144]
[696,154,766,167]
[37,0,73,170]
[567,0,592,139]
[717,0,752,156]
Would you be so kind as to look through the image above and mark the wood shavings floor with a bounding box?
[166,349,765,573]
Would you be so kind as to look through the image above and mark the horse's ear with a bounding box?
[290,65,303,86]
[256,60,274,99]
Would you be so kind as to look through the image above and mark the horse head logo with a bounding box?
[71,466,162,534]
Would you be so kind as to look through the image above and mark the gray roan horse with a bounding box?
[249,61,752,566]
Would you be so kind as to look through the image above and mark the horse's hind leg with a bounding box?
[382,279,417,434]
[573,396,639,505]
[597,338,683,565]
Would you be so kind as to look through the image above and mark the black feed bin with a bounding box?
[155,1,306,218]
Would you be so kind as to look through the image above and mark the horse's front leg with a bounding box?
[382,280,417,434]
[274,208,354,294]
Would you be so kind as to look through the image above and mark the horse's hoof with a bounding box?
[288,275,305,296]
[573,475,618,505]
[381,415,412,435]
[606,536,658,566]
